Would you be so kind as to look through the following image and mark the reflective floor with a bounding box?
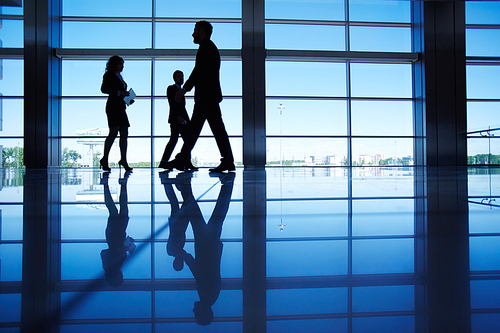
[0,166,499,332]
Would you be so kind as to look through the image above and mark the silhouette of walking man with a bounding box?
[159,70,197,170]
[165,20,235,173]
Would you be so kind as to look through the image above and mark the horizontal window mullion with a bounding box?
[60,135,243,139]
[0,15,23,20]
[55,48,240,60]
[265,19,410,28]
[467,98,500,102]
[0,49,24,59]
[466,24,500,29]
[61,16,241,24]
[266,96,412,102]
[466,57,500,64]
[266,50,418,63]
[266,135,417,139]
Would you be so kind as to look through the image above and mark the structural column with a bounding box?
[242,0,266,168]
[420,1,467,166]
[24,0,61,168]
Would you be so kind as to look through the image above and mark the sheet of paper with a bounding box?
[124,88,136,106]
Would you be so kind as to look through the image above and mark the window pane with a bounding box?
[0,139,24,170]
[265,0,345,21]
[350,26,411,52]
[62,60,106,96]
[470,236,500,271]
[267,288,347,315]
[349,0,411,23]
[352,138,414,166]
[62,0,152,17]
[471,280,500,309]
[155,0,241,18]
[267,319,347,333]
[467,102,500,133]
[62,22,152,48]
[0,244,22,281]
[352,238,414,274]
[267,200,348,238]
[352,285,414,312]
[62,99,107,136]
[155,22,241,49]
[0,99,23,136]
[0,60,23,96]
[466,1,500,25]
[351,100,413,136]
[353,316,415,333]
[468,138,500,164]
[61,291,151,318]
[467,29,500,57]
[352,167,415,197]
[189,137,242,166]
[61,138,152,166]
[220,98,242,135]
[0,19,23,48]
[266,62,347,97]
[221,61,242,96]
[266,24,345,51]
[0,205,23,240]
[266,99,347,136]
[63,60,151,97]
[352,199,414,237]
[0,5,23,15]
[266,138,348,166]
[0,294,21,322]
[350,63,412,98]
[469,202,500,234]
[154,60,195,96]
[467,65,500,99]
[125,99,152,136]
[267,240,348,277]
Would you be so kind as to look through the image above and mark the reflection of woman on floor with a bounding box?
[100,172,135,287]
[162,172,235,325]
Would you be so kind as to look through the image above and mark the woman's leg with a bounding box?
[103,126,119,162]
[118,126,129,163]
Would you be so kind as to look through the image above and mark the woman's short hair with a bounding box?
[106,55,124,72]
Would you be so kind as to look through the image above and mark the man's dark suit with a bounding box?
[178,38,234,164]
[160,84,190,162]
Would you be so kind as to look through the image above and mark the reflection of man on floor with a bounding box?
[161,171,235,325]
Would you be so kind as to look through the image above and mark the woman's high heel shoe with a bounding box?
[118,160,133,172]
[100,158,111,172]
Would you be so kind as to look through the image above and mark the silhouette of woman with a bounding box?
[100,55,133,172]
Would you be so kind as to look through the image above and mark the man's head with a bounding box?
[192,20,213,44]
[173,70,184,85]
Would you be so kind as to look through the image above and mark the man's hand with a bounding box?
[175,88,186,102]
[119,90,130,96]
[177,116,187,124]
